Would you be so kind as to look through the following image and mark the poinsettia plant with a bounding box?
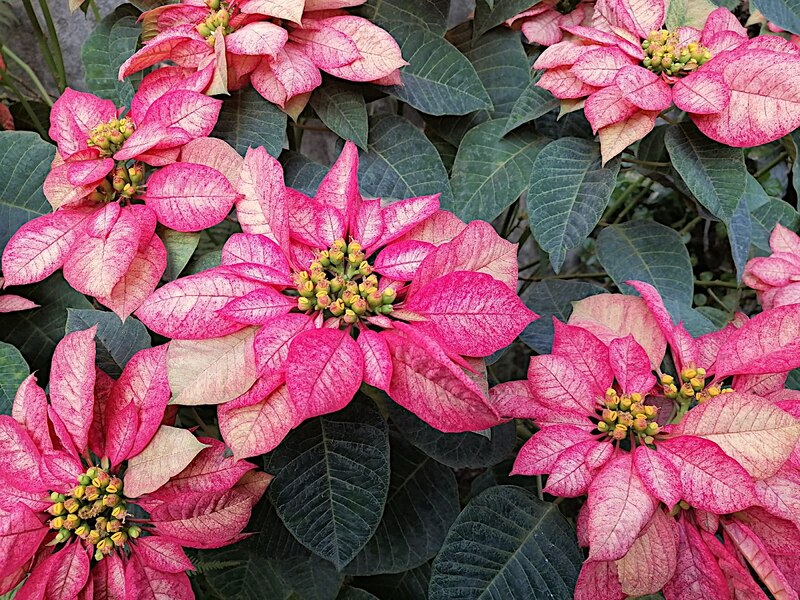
[3,0,800,598]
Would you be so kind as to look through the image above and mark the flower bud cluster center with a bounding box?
[88,161,145,206]
[197,0,233,44]
[661,366,732,407]
[596,389,660,444]
[45,466,141,561]
[292,238,396,324]
[87,116,135,157]
[642,30,712,77]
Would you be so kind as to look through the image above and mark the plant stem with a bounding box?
[613,180,654,224]
[1,75,47,138]
[621,156,672,168]
[754,151,789,179]
[500,200,518,238]
[694,279,740,289]
[678,215,703,236]
[605,175,645,222]
[1,46,53,106]
[519,271,608,282]
[36,0,66,91]
[19,0,59,88]
[89,0,101,20]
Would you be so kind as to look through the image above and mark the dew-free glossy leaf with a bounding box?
[0,342,28,416]
[212,88,287,158]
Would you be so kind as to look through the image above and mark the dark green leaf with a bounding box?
[311,82,368,149]
[186,250,222,275]
[267,398,391,570]
[338,587,380,600]
[520,280,608,353]
[82,4,141,107]
[356,563,431,600]
[429,486,582,599]
[345,436,460,576]
[474,0,544,36]
[281,151,327,197]
[359,115,453,203]
[0,342,29,416]
[527,137,621,272]
[213,88,286,157]
[0,274,92,380]
[788,369,800,391]
[65,309,151,378]
[383,24,492,116]
[447,120,547,222]
[387,396,515,469]
[426,130,458,173]
[597,220,694,315]
[750,199,800,254]
[8,102,51,139]
[356,0,450,35]
[159,227,200,281]
[0,131,55,252]
[502,78,558,135]
[752,0,800,35]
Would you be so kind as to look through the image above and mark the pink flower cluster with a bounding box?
[505,0,594,46]
[745,223,800,309]
[0,328,267,599]
[118,0,406,112]
[529,0,800,161]
[495,281,800,598]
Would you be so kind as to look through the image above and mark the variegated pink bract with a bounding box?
[0,83,243,320]
[135,140,537,459]
[497,281,800,598]
[744,223,800,309]
[119,0,406,115]
[0,277,38,313]
[532,0,800,162]
[0,328,268,599]
[505,0,594,46]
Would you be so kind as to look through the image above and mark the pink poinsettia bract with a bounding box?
[118,0,406,113]
[505,0,594,46]
[0,328,268,599]
[495,281,800,598]
[744,223,800,309]
[135,141,537,459]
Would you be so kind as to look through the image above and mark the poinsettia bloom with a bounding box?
[136,141,536,458]
[119,0,406,113]
[533,0,800,162]
[0,277,38,313]
[0,84,243,319]
[744,223,800,309]
[505,0,594,46]
[0,327,269,599]
[495,280,800,597]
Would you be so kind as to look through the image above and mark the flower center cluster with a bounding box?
[45,466,140,561]
[86,117,135,157]
[642,30,712,76]
[197,0,233,44]
[292,238,396,324]
[596,389,661,443]
[87,161,145,205]
[661,367,732,405]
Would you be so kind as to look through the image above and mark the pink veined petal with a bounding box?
[105,400,139,467]
[253,313,315,375]
[62,203,141,298]
[533,40,588,70]
[90,551,126,600]
[570,46,636,87]
[487,380,538,420]
[180,136,244,188]
[662,517,731,600]
[225,21,288,57]
[239,0,304,22]
[703,30,748,55]
[376,194,441,250]
[701,6,748,44]
[403,270,537,357]
[291,22,361,69]
[250,44,322,107]
[658,435,756,513]
[396,209,467,246]
[539,439,596,497]
[598,109,658,165]
[218,381,298,459]
[48,88,117,157]
[745,255,800,287]
[527,354,598,414]
[735,505,800,557]
[303,0,366,9]
[672,69,731,114]
[538,66,601,99]
[770,222,800,254]
[310,16,406,82]
[563,25,644,59]
[135,268,263,339]
[49,326,97,454]
[113,121,175,162]
[754,466,800,530]
[11,374,52,452]
[1,207,96,287]
[520,10,564,46]
[140,89,221,141]
[285,328,364,419]
[613,65,673,110]
[574,560,624,600]
[130,64,214,125]
[314,140,362,223]
[145,162,241,232]
[42,450,84,489]
[633,445,683,509]
[584,85,640,133]
[117,28,211,79]
[123,425,208,498]
[600,0,665,38]
[353,199,384,248]
[586,453,659,561]
[235,146,291,247]
[153,436,257,499]
[608,335,655,394]
[124,555,194,600]
[674,391,800,479]
[219,287,297,324]
[167,327,259,406]
[46,541,91,600]
[701,528,776,600]
[511,425,596,475]
[0,505,47,575]
[133,537,194,574]
[356,329,392,390]
[314,204,347,246]
[551,321,615,394]
[66,157,114,187]
[222,234,291,276]
[383,329,501,432]
[616,508,679,597]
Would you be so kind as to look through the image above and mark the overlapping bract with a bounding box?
[497,281,800,598]
[745,223,800,309]
[505,0,594,46]
[530,0,800,162]
[0,328,267,599]
[118,0,406,113]
[0,84,242,319]
[136,141,536,459]
[0,276,38,313]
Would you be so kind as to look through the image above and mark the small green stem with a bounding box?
[0,75,47,138]
[89,0,101,20]
[613,180,654,224]
[694,279,740,289]
[1,46,53,106]
[500,200,518,238]
[605,175,645,222]
[678,215,703,236]
[754,151,789,180]
[519,271,608,282]
[19,0,58,87]
[36,0,66,91]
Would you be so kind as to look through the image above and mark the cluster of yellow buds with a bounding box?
[111,161,144,199]
[642,30,712,76]
[86,116,135,157]
[662,367,733,405]
[46,466,140,561]
[294,238,396,323]
[597,389,660,444]
[669,499,693,516]
[197,0,232,44]
[87,178,116,204]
